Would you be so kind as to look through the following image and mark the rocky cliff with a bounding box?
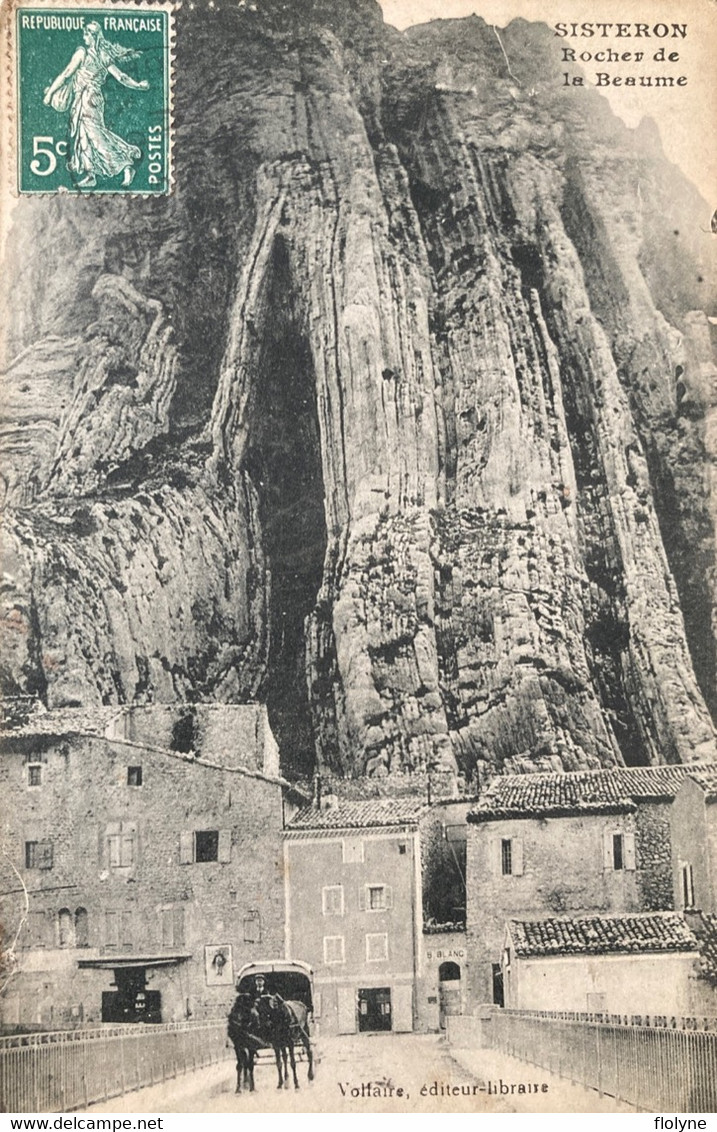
[2,0,716,785]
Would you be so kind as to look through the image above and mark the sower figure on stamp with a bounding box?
[43,22,148,188]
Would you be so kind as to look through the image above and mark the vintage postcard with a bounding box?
[0,0,715,1116]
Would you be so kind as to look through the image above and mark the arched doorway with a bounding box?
[438,960,461,1028]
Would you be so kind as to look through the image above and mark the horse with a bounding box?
[254,993,314,1090]
[227,993,261,1093]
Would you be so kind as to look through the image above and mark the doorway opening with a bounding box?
[492,962,504,1008]
[438,961,462,1028]
[358,986,392,1032]
[101,967,162,1023]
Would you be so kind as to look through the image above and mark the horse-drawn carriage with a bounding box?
[228,960,315,1092]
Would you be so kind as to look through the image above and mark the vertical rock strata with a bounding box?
[1,1,715,783]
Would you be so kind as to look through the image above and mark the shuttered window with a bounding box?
[322,886,344,916]
[603,830,636,871]
[360,884,393,911]
[179,829,231,864]
[366,933,388,962]
[106,822,137,869]
[104,911,119,947]
[160,905,185,947]
[323,935,345,964]
[25,841,53,870]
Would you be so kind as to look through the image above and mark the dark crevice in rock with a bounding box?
[243,238,327,779]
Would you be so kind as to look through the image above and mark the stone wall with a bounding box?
[466,810,649,1005]
[0,723,286,1026]
[635,802,675,911]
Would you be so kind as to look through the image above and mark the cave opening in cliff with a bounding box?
[244,237,327,779]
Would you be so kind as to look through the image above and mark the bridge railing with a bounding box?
[486,1009,717,1112]
[0,1020,230,1114]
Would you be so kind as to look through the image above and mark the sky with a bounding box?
[377,0,716,209]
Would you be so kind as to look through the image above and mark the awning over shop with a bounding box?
[77,953,191,970]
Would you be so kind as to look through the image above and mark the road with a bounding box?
[87,1032,633,1113]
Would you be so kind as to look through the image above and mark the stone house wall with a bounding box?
[466,809,650,1005]
[671,779,712,913]
[284,826,419,1035]
[0,718,286,1028]
[635,801,675,911]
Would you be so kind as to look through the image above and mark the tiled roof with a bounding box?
[468,765,708,821]
[508,913,698,958]
[287,797,427,831]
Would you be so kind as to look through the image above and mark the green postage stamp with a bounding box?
[11,0,174,194]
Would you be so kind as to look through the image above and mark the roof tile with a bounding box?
[287,797,426,830]
[468,765,714,821]
[508,913,698,958]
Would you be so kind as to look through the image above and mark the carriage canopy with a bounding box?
[235,959,314,1014]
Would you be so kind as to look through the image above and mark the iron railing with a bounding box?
[487,1009,717,1112]
[0,1020,230,1114]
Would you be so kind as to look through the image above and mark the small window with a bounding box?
[179,829,231,864]
[501,839,512,876]
[604,829,635,871]
[398,842,407,855]
[371,885,389,911]
[28,764,42,787]
[682,863,695,909]
[323,935,345,964]
[366,933,388,962]
[195,830,219,862]
[322,886,344,916]
[127,766,143,787]
[25,841,53,870]
[343,839,364,864]
[359,884,393,912]
[613,833,624,871]
[368,885,386,911]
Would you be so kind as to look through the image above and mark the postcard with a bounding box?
[0,0,715,1115]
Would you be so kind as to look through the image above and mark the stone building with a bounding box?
[671,766,717,914]
[283,796,425,1035]
[500,912,707,1016]
[465,765,699,1007]
[0,702,304,1030]
[282,789,476,1035]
